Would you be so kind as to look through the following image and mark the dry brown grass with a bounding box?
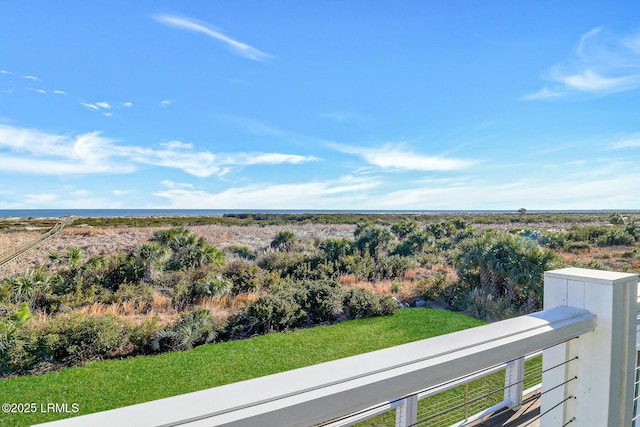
[0,223,356,279]
[195,292,259,318]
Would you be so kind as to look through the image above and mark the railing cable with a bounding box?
[519,395,575,427]
[320,348,577,427]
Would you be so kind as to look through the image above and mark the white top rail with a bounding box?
[36,306,595,427]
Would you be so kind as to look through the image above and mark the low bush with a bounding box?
[224,261,267,294]
[223,244,256,260]
[303,281,345,323]
[40,312,128,366]
[415,270,467,309]
[343,287,396,319]
[246,292,306,333]
[126,316,161,355]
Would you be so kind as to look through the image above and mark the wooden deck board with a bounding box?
[464,391,540,427]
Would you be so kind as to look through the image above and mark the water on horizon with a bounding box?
[0,208,631,219]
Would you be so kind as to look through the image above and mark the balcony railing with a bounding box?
[36,267,639,427]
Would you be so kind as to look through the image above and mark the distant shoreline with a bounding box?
[1,208,638,219]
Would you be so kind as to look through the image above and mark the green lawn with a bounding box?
[0,309,485,427]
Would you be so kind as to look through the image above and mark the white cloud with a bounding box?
[150,166,640,210]
[24,193,58,204]
[79,99,128,116]
[154,14,272,61]
[123,102,133,107]
[0,125,320,177]
[71,190,90,197]
[161,140,193,150]
[160,99,174,107]
[0,70,13,75]
[80,102,100,111]
[23,75,39,81]
[0,126,135,174]
[53,90,67,95]
[160,180,194,189]
[361,168,640,210]
[330,143,476,171]
[19,192,124,209]
[623,33,640,53]
[226,153,319,165]
[126,146,223,177]
[113,189,132,196]
[526,27,640,99]
[611,133,640,149]
[154,176,380,209]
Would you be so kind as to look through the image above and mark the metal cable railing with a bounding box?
[328,342,578,427]
[319,350,546,427]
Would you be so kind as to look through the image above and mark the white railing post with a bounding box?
[542,268,638,426]
[395,395,418,427]
[504,356,525,409]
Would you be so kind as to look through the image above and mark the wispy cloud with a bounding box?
[154,14,272,61]
[53,90,67,95]
[526,27,640,100]
[160,99,174,107]
[19,191,123,209]
[329,143,477,171]
[610,133,640,149]
[153,176,380,209]
[0,70,13,75]
[0,126,135,174]
[79,99,124,116]
[127,141,319,177]
[373,170,640,210]
[227,153,319,165]
[0,125,319,177]
[23,75,40,81]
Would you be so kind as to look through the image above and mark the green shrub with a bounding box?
[343,287,396,319]
[415,270,467,309]
[126,316,161,355]
[565,241,592,253]
[303,281,345,323]
[0,327,45,376]
[193,275,232,299]
[0,303,46,376]
[377,254,417,279]
[224,261,265,294]
[270,230,296,251]
[223,244,256,260]
[247,292,306,333]
[41,313,127,366]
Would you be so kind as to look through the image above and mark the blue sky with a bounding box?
[1,1,640,210]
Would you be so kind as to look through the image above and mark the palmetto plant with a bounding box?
[354,223,393,260]
[455,231,557,313]
[8,270,52,305]
[150,308,218,352]
[132,241,171,282]
[151,227,224,270]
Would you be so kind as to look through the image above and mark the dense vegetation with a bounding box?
[0,309,484,426]
[1,212,639,378]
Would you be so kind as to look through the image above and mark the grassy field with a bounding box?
[0,308,485,426]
